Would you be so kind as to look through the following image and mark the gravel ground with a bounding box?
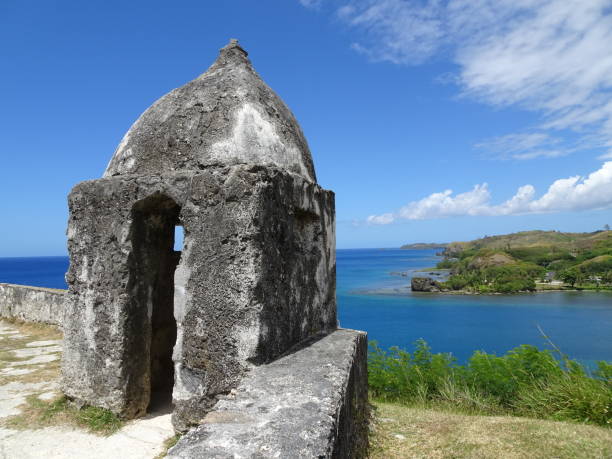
[0,320,175,459]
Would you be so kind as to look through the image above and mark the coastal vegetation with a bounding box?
[368,339,612,427]
[432,229,612,293]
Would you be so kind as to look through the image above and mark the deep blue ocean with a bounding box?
[1,249,611,365]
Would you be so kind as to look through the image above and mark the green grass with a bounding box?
[154,434,182,459]
[370,401,612,458]
[76,404,123,434]
[0,320,123,436]
[3,395,123,435]
[368,339,612,427]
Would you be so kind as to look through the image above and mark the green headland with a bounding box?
[408,229,612,293]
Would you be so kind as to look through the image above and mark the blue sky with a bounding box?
[1,0,612,256]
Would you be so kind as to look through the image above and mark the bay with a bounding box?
[1,250,610,366]
[337,248,612,367]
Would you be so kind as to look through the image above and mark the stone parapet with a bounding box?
[0,283,66,326]
[168,328,369,459]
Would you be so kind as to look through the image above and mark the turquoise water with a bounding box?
[1,251,611,365]
[337,249,612,366]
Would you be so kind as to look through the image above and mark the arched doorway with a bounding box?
[129,193,181,413]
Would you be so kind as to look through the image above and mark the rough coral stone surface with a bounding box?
[0,283,66,326]
[104,40,316,182]
[168,329,369,459]
[61,166,336,429]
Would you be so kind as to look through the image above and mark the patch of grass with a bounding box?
[515,373,612,426]
[1,319,62,341]
[10,357,61,384]
[370,401,612,458]
[1,320,122,436]
[0,350,29,362]
[535,282,571,291]
[0,355,61,386]
[76,405,123,434]
[0,321,62,359]
[4,395,71,430]
[3,395,123,436]
[0,319,63,385]
[154,434,182,458]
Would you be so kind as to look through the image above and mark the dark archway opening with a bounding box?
[131,193,181,413]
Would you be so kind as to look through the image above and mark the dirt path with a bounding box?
[0,320,175,459]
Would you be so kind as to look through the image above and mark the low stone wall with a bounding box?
[0,283,66,326]
[168,328,369,459]
[0,285,370,457]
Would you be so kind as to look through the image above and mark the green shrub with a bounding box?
[368,339,455,402]
[368,340,612,427]
[441,263,542,293]
[436,259,457,269]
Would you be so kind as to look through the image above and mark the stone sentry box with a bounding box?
[62,41,337,431]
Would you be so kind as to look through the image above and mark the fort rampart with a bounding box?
[0,283,65,326]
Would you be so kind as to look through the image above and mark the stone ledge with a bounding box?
[168,328,368,459]
[0,283,66,326]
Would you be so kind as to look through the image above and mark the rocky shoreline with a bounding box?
[351,274,597,297]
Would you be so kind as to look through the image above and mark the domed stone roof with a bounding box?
[103,40,316,182]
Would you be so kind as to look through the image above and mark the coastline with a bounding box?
[351,265,612,297]
[351,286,612,297]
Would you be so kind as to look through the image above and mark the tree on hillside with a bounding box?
[605,224,610,231]
[562,270,576,287]
[560,268,583,287]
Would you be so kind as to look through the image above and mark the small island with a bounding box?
[409,229,612,293]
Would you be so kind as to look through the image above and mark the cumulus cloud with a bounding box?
[308,0,612,160]
[367,161,612,223]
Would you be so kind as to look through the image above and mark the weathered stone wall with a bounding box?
[168,329,368,459]
[0,283,66,326]
[62,165,336,429]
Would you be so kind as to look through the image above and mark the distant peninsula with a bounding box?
[400,242,448,250]
[411,229,612,294]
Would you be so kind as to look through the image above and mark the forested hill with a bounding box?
[434,229,612,293]
[400,242,448,250]
[443,230,612,258]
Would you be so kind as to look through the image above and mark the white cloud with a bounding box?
[338,0,444,64]
[299,0,323,8]
[396,184,491,220]
[318,0,612,160]
[367,161,612,223]
[475,132,569,160]
[366,213,395,225]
